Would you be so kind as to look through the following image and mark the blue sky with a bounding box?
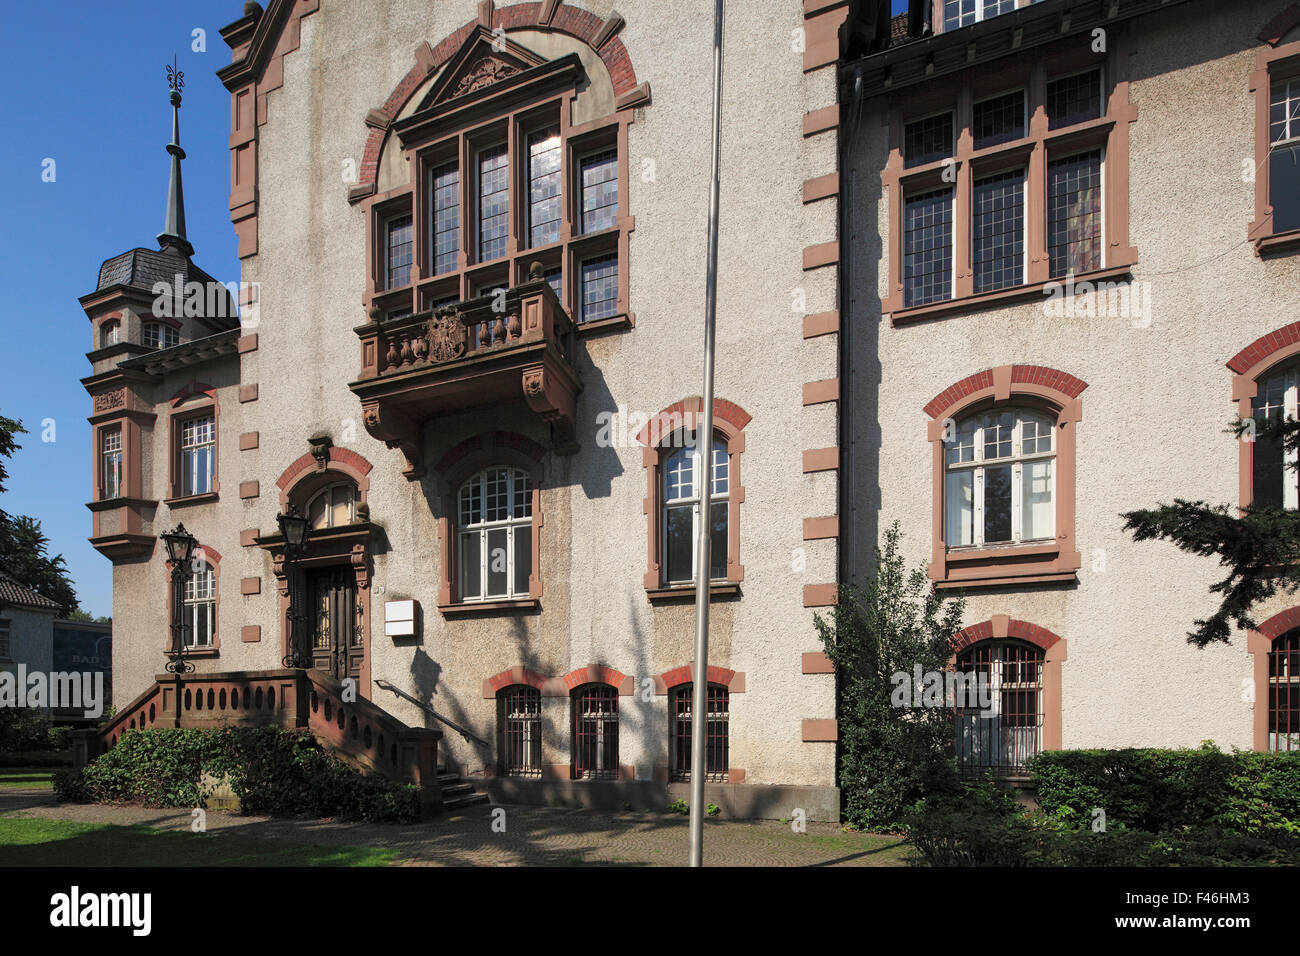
[0,1,240,616]
[0,0,911,618]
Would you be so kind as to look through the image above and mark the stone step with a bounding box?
[442,791,489,810]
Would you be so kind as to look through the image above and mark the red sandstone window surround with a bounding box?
[1248,10,1300,255]
[434,432,545,616]
[669,683,730,783]
[165,545,221,658]
[364,26,634,335]
[925,366,1084,589]
[166,386,219,505]
[1247,608,1300,751]
[1227,322,1300,510]
[637,399,749,601]
[881,32,1137,323]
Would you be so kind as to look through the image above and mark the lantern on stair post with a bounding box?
[161,523,198,727]
[277,504,311,668]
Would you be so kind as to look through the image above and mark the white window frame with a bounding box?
[457,467,533,602]
[944,407,1056,548]
[183,564,215,648]
[101,321,120,348]
[143,322,179,349]
[1255,368,1300,509]
[661,435,729,585]
[306,482,356,530]
[1273,78,1300,148]
[179,415,214,497]
[942,0,1019,32]
[101,428,122,500]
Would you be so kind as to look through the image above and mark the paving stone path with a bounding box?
[0,788,909,867]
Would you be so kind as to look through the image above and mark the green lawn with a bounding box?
[0,815,398,866]
[0,768,55,790]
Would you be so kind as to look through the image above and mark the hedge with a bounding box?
[54,726,421,823]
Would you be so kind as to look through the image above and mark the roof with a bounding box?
[118,327,241,375]
[96,247,223,297]
[0,573,62,612]
[890,12,908,42]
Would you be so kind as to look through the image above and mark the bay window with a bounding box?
[476,143,509,262]
[428,161,460,275]
[385,214,413,289]
[527,127,562,247]
[101,428,122,500]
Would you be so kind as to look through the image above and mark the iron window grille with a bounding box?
[572,684,618,779]
[499,685,543,776]
[457,467,533,602]
[1270,631,1300,752]
[0,620,10,660]
[955,640,1044,777]
[669,683,729,782]
[945,407,1055,548]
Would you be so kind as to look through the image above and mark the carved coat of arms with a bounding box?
[427,311,467,362]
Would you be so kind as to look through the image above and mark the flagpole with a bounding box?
[689,0,725,869]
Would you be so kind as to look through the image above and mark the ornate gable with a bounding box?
[418,25,548,112]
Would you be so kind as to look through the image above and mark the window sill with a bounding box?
[890,263,1135,326]
[932,542,1079,590]
[438,598,540,617]
[175,646,219,659]
[646,582,741,603]
[165,492,219,507]
[1255,228,1300,257]
[86,496,156,512]
[575,313,634,337]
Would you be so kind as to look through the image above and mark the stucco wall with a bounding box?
[845,0,1293,751]
[105,0,840,792]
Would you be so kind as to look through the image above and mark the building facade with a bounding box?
[841,0,1300,771]
[81,0,846,816]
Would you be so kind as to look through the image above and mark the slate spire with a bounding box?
[157,57,193,258]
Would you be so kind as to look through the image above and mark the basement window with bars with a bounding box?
[955,640,1043,777]
[669,684,729,783]
[571,684,618,779]
[457,467,533,602]
[498,685,543,776]
[1269,631,1300,752]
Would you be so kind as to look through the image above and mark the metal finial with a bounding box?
[166,55,185,94]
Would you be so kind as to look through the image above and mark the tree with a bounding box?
[815,522,965,830]
[0,413,80,616]
[1122,414,1300,648]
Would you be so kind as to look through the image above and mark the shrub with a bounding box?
[0,709,53,753]
[1028,744,1300,834]
[55,726,420,823]
[815,523,966,831]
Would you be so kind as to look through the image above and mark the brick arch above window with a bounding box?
[953,615,1063,654]
[1228,323,1300,509]
[637,398,749,596]
[926,365,1085,589]
[654,664,746,696]
[560,665,633,696]
[276,447,374,509]
[354,2,648,199]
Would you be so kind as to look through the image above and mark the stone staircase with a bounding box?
[437,764,489,811]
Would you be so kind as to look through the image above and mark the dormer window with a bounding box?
[143,322,179,349]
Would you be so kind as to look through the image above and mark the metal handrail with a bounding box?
[374,679,491,749]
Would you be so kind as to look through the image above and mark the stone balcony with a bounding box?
[349,276,582,479]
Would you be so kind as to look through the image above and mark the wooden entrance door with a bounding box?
[308,566,362,682]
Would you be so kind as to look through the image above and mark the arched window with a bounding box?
[669,683,729,782]
[183,563,216,649]
[457,467,532,601]
[143,322,179,350]
[498,685,542,777]
[306,482,357,529]
[1269,631,1300,752]
[571,684,618,780]
[945,407,1055,548]
[662,436,729,585]
[954,640,1044,777]
[1250,365,1298,509]
[100,320,120,348]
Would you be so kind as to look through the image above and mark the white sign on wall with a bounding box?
[384,599,418,637]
